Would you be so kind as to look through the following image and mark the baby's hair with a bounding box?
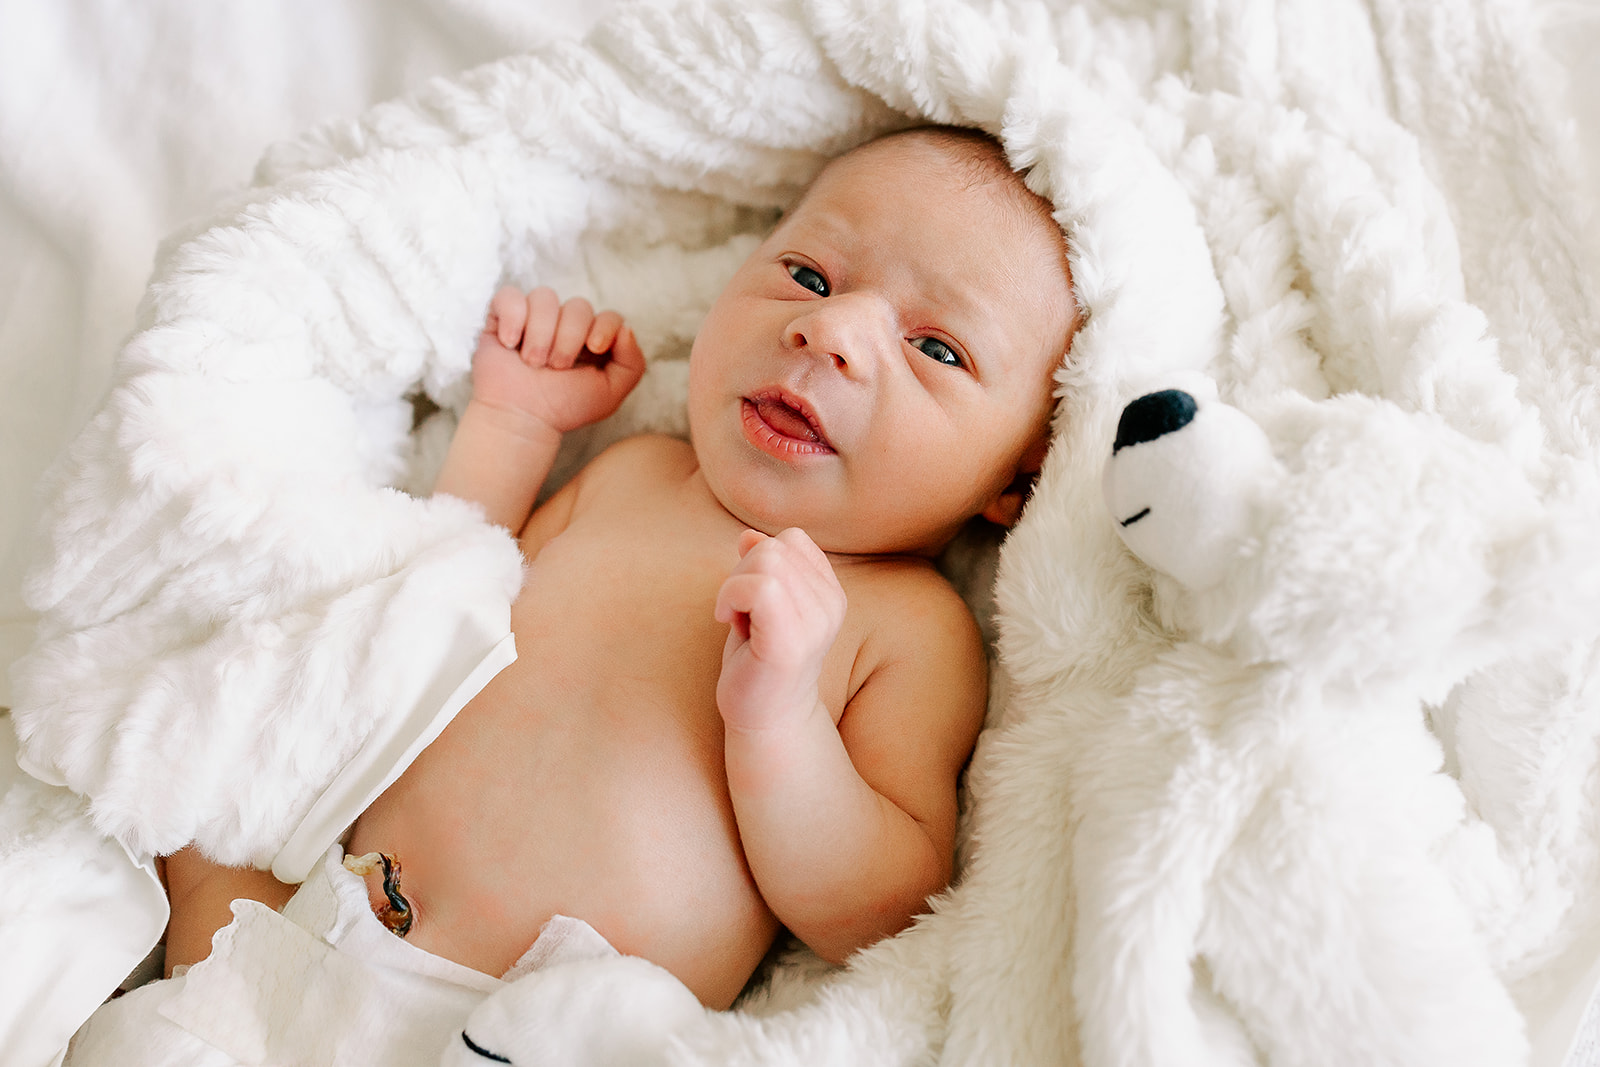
[875,125,1029,192]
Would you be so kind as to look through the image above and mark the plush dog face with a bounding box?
[1101,387,1277,592]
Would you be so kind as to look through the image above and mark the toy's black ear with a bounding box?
[1113,390,1197,454]
[982,435,1053,527]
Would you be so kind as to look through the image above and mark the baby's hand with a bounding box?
[714,528,846,734]
[471,285,646,436]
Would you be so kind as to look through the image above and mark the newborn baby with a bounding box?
[161,124,1076,1011]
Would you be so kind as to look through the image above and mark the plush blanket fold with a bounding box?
[7,0,1600,1064]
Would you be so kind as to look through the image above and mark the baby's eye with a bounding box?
[912,336,963,368]
[787,263,829,297]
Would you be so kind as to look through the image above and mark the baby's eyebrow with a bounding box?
[910,272,990,335]
[791,210,856,254]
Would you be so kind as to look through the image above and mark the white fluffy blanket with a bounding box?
[0,0,626,701]
[7,0,1600,1063]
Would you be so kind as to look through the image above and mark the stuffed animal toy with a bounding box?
[440,956,705,1067]
[1101,376,1276,594]
[1081,378,1600,1064]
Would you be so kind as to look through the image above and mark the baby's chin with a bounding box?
[692,437,961,556]
[705,491,818,546]
[713,492,954,558]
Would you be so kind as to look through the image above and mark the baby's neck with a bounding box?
[681,462,940,568]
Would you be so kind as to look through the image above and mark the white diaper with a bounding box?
[67,846,617,1067]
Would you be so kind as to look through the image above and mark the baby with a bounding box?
[161,125,1075,1010]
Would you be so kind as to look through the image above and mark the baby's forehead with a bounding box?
[799,145,1044,246]
[820,135,1065,259]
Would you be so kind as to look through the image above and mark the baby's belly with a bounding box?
[345,660,779,1009]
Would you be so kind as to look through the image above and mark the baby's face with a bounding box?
[688,135,1073,556]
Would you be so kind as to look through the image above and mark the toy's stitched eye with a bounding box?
[787,263,829,296]
[912,336,962,368]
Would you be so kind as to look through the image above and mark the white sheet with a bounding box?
[0,718,167,1067]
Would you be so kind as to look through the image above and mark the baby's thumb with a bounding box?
[736,529,767,558]
[602,326,647,400]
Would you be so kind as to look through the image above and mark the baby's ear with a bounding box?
[981,436,1052,528]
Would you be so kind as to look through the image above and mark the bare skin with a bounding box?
[162,129,1074,1009]
[345,436,989,1007]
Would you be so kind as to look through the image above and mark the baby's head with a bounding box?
[688,126,1076,556]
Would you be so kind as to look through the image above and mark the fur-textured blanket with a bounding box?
[7,0,1600,1063]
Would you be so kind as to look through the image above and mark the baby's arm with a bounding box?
[158,290,643,974]
[435,286,645,532]
[715,530,985,963]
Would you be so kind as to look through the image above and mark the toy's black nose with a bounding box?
[1113,390,1197,454]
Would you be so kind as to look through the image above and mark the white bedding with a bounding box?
[4,2,1600,1065]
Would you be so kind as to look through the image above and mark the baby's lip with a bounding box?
[746,388,833,450]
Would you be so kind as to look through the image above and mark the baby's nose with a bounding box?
[786,294,893,375]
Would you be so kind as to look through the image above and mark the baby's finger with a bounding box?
[520,287,562,366]
[586,310,625,355]
[488,286,528,349]
[722,621,750,661]
[549,298,596,370]
[770,528,844,619]
[714,573,771,633]
[736,529,767,559]
[601,325,648,403]
[774,527,835,585]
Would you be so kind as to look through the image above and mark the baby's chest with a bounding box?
[509,508,863,727]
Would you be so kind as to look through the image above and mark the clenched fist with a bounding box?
[714,528,846,734]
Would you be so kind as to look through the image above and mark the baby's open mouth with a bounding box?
[743,392,834,455]
[755,397,821,442]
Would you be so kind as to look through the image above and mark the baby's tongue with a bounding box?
[757,399,818,441]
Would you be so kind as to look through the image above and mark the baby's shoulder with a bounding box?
[843,558,985,675]
[835,558,987,763]
[845,555,976,614]
[578,433,696,492]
